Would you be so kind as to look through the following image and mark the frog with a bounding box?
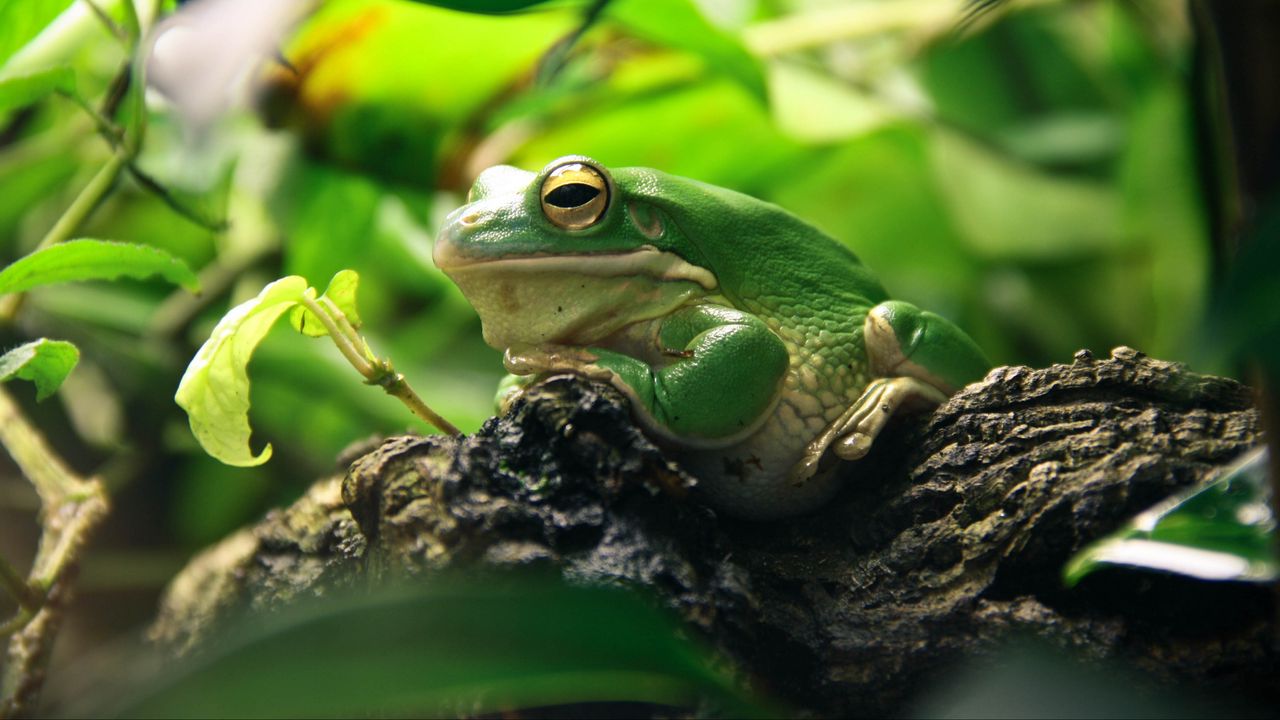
[433,155,990,520]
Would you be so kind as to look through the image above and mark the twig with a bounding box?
[0,151,128,323]
[0,558,40,615]
[126,163,230,232]
[299,296,461,436]
[81,0,128,43]
[0,387,110,716]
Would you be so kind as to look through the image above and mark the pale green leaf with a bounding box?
[0,338,78,401]
[175,277,311,467]
[289,269,362,338]
[1064,447,1278,586]
[0,239,200,295]
[0,65,74,112]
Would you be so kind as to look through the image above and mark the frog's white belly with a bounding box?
[674,342,870,520]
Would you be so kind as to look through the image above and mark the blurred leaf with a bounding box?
[0,239,200,295]
[101,578,774,718]
[175,276,311,467]
[0,337,78,400]
[265,0,571,184]
[271,160,380,285]
[1065,448,1278,586]
[930,131,1122,260]
[0,65,74,112]
[0,0,75,69]
[767,61,894,142]
[512,74,800,190]
[607,0,767,104]
[406,0,560,13]
[289,268,361,337]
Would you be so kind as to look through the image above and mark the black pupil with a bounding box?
[545,183,601,208]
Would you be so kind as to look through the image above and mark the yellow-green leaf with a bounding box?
[0,338,78,400]
[289,269,362,338]
[0,65,74,112]
[175,277,311,467]
[0,239,200,295]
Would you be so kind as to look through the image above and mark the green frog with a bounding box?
[434,156,989,519]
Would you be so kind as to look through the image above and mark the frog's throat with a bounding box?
[434,245,718,291]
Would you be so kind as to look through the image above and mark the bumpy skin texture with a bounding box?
[434,156,989,519]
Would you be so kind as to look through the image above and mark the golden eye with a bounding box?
[541,163,609,230]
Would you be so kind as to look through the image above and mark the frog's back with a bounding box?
[614,167,888,325]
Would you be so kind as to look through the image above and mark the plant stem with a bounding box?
[0,151,128,323]
[300,295,374,377]
[0,386,110,716]
[0,558,41,614]
[299,296,461,436]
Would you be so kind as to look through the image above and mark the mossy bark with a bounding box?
[149,347,1276,716]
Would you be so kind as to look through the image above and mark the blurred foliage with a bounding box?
[0,0,1247,713]
[86,576,775,718]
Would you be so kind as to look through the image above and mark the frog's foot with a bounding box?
[503,343,614,381]
[788,300,988,487]
[788,377,946,486]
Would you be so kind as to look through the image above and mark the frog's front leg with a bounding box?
[790,300,990,484]
[505,304,789,442]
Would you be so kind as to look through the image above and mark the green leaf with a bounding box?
[404,0,558,13]
[0,65,74,112]
[175,277,311,467]
[0,239,200,295]
[0,0,75,69]
[289,269,362,337]
[99,578,776,718]
[607,0,767,104]
[0,338,78,401]
[1064,448,1279,586]
[929,131,1122,260]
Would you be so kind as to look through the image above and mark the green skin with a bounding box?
[435,156,990,520]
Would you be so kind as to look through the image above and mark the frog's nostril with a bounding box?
[461,212,482,225]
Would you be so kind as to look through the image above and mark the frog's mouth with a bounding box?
[433,243,718,348]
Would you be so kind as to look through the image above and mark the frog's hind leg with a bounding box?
[788,300,989,485]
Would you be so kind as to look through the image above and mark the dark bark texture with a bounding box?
[149,347,1277,716]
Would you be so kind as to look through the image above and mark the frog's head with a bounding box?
[434,155,718,349]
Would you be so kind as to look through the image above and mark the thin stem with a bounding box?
[0,558,41,613]
[299,296,461,436]
[126,163,230,231]
[299,295,375,377]
[0,387,110,714]
[81,0,128,42]
[0,150,128,322]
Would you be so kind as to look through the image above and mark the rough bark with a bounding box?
[149,347,1276,716]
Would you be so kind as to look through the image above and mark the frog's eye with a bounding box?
[541,163,609,230]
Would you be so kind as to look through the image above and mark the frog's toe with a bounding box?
[834,432,873,461]
[787,452,823,487]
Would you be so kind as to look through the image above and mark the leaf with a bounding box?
[606,0,767,104]
[0,65,74,112]
[174,277,311,467]
[403,0,558,13]
[289,269,362,337]
[929,131,1122,261]
[0,0,75,69]
[0,239,200,295]
[1064,447,1279,586]
[97,578,776,718]
[0,338,78,401]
